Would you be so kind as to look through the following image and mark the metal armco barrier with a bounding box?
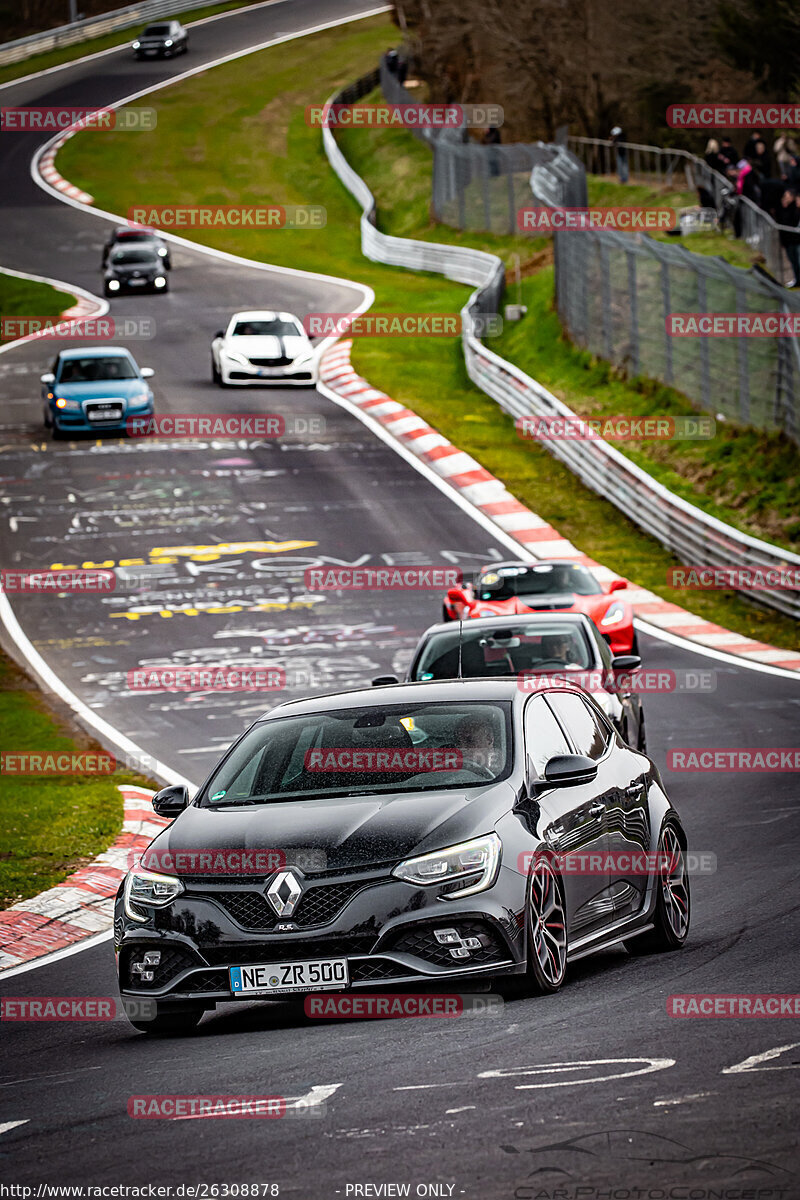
[324,66,800,621]
[0,0,224,65]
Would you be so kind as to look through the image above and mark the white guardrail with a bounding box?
[0,0,224,66]
[324,69,800,622]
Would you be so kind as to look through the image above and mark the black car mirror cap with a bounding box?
[542,753,598,786]
[214,330,225,340]
[371,675,399,686]
[611,654,641,671]
[152,784,190,817]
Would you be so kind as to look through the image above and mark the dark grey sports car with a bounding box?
[115,679,690,1035]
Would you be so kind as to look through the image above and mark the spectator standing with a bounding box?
[778,188,800,286]
[482,124,501,177]
[751,138,773,179]
[610,125,628,182]
[717,137,739,175]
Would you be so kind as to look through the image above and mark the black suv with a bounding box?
[132,20,188,58]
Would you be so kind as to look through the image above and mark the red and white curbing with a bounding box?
[0,785,164,973]
[38,129,94,205]
[320,340,800,673]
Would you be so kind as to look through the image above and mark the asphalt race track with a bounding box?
[0,3,798,1196]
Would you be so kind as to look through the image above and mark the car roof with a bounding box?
[56,346,135,359]
[477,559,592,573]
[113,226,159,236]
[228,310,301,324]
[258,678,525,721]
[418,612,594,638]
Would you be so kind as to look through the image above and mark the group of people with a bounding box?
[704,131,800,284]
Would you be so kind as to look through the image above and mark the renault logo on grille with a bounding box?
[266,870,303,917]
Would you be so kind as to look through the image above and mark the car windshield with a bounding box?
[143,25,170,35]
[232,320,301,337]
[200,701,513,806]
[116,232,156,243]
[414,622,594,680]
[111,249,158,265]
[477,563,603,600]
[57,356,137,383]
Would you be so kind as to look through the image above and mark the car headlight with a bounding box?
[154,276,166,288]
[128,392,150,408]
[157,247,167,256]
[55,398,81,410]
[165,39,173,46]
[124,868,184,921]
[132,40,140,48]
[393,833,501,898]
[600,602,626,627]
[107,279,120,291]
[225,350,249,365]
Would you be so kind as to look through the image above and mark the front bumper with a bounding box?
[220,356,317,386]
[106,276,165,294]
[50,404,153,435]
[115,866,525,1004]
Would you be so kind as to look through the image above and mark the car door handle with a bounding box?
[588,802,605,819]
[625,782,645,798]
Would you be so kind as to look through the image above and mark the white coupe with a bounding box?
[211,311,317,387]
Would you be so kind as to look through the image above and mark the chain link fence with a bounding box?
[380,57,586,234]
[554,226,800,443]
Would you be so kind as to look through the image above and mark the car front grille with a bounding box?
[202,936,376,965]
[248,356,292,367]
[209,878,386,931]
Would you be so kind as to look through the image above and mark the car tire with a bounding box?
[625,822,690,955]
[126,1003,204,1035]
[212,357,221,385]
[51,425,67,441]
[631,631,640,656]
[441,603,453,623]
[525,857,568,994]
[637,715,647,754]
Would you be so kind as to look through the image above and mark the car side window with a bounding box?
[524,694,571,779]
[549,693,609,760]
[590,623,614,670]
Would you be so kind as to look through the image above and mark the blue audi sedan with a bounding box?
[41,347,155,437]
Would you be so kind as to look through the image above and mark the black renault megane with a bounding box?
[115,680,690,1034]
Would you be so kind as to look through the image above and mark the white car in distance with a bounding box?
[211,311,317,386]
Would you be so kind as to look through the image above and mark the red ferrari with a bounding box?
[442,560,637,655]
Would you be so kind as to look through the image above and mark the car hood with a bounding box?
[224,335,308,358]
[107,262,160,276]
[146,782,517,873]
[53,379,147,398]
[470,592,621,618]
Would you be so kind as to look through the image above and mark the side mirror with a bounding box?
[611,655,641,671]
[40,372,55,384]
[609,579,627,592]
[140,367,154,378]
[152,784,190,817]
[542,754,598,786]
[446,587,469,606]
[214,330,225,340]
[371,675,399,686]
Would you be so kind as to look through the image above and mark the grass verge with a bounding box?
[0,0,264,87]
[0,272,75,344]
[0,651,157,909]
[54,13,800,652]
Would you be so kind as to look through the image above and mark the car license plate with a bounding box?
[128,278,146,286]
[257,367,281,377]
[88,407,122,421]
[229,957,349,996]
